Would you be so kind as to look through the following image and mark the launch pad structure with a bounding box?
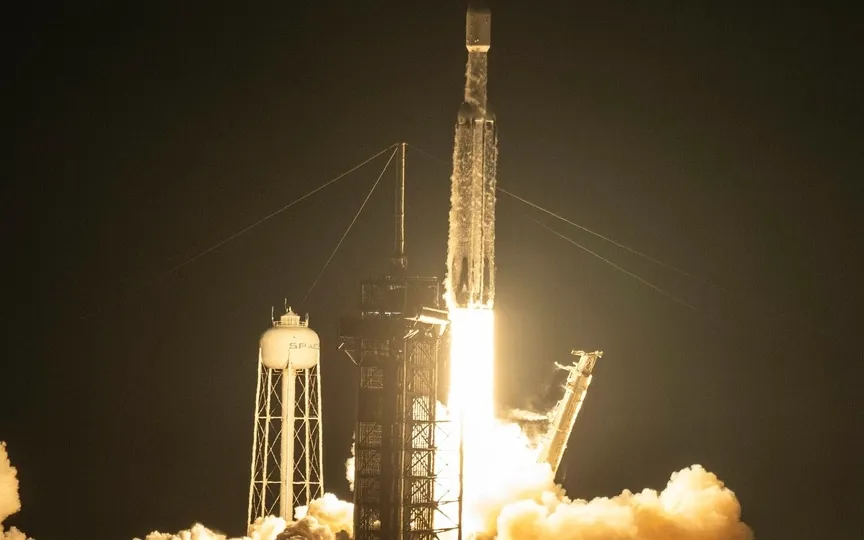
[339,7,496,537]
[339,143,460,540]
[240,4,606,538]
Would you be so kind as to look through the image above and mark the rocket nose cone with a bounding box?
[466,3,491,50]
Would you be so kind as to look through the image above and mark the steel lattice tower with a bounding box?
[248,308,324,530]
[339,144,459,539]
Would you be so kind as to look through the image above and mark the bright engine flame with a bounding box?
[443,306,753,540]
[448,306,496,535]
[448,307,495,432]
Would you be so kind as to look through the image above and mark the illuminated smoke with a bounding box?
[444,418,753,539]
[505,409,549,423]
[142,494,353,540]
[442,300,752,539]
[0,443,28,540]
[493,463,753,539]
[289,494,353,539]
[2,315,751,540]
[345,440,355,493]
[5,400,750,540]
[142,517,285,540]
[142,463,354,540]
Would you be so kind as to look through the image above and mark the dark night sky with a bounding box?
[6,2,861,539]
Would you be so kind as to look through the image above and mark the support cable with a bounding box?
[159,144,397,279]
[80,143,397,320]
[302,147,399,304]
[406,142,722,291]
[525,214,702,314]
[496,187,723,291]
[408,142,834,338]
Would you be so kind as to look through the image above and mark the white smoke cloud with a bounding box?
[439,417,753,540]
[4,408,751,540]
[345,438,355,493]
[142,516,285,540]
[436,399,752,539]
[460,421,559,535]
[0,443,29,540]
[287,494,353,539]
[492,464,752,540]
[141,495,353,540]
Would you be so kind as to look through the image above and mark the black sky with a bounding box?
[6,2,861,539]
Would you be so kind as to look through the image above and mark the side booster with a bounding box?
[446,5,498,309]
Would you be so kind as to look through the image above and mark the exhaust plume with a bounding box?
[505,409,549,423]
[441,417,753,540]
[345,440,355,492]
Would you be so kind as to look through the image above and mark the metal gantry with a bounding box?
[336,141,460,538]
[402,323,460,538]
[341,278,458,540]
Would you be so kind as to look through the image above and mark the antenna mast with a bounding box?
[392,142,408,273]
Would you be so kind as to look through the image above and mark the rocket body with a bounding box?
[446,6,498,309]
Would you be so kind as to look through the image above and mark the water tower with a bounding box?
[247,305,324,527]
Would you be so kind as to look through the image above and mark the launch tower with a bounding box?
[340,144,459,539]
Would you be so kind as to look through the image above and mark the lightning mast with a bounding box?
[537,350,603,475]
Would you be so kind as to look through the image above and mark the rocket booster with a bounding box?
[446,5,498,309]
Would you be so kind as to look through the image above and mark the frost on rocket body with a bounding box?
[0,443,28,540]
[445,111,498,309]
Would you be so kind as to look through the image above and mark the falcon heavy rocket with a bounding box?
[446,4,498,309]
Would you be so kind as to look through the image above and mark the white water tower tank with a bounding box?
[249,306,324,526]
[260,307,320,370]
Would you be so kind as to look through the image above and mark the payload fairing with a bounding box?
[446,5,498,309]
